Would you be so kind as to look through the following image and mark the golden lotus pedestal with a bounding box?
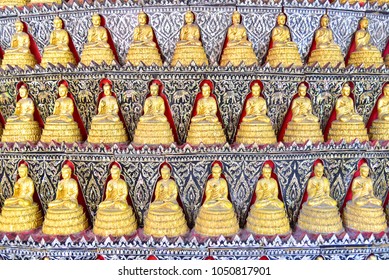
[41,122,82,143]
[0,204,42,232]
[29,0,61,3]
[133,122,174,145]
[41,51,76,68]
[195,207,239,237]
[385,55,389,67]
[171,45,208,67]
[283,122,323,144]
[343,202,387,233]
[308,49,345,68]
[143,208,188,238]
[42,206,88,235]
[1,122,41,143]
[235,122,277,145]
[80,48,115,66]
[369,120,389,141]
[93,208,137,237]
[328,121,369,143]
[246,207,290,235]
[126,46,162,67]
[348,50,384,68]
[298,203,343,234]
[186,122,226,146]
[1,53,36,69]
[266,47,303,68]
[0,0,26,7]
[220,46,258,67]
[87,122,128,144]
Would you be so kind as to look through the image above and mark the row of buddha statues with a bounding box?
[0,78,388,146]
[0,12,388,70]
[0,158,387,237]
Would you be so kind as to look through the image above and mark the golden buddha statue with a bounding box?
[194,163,239,237]
[246,164,290,235]
[42,163,88,235]
[0,163,42,232]
[347,17,384,68]
[283,84,323,144]
[1,20,37,70]
[327,83,368,143]
[41,17,77,67]
[87,81,128,144]
[219,11,258,67]
[126,11,162,67]
[132,83,174,146]
[0,0,26,7]
[93,165,137,237]
[343,163,387,233]
[385,55,389,67]
[171,11,208,67]
[40,84,82,143]
[298,163,343,234]
[369,84,389,141]
[307,15,345,68]
[2,85,41,143]
[80,14,115,66]
[143,165,188,237]
[235,83,277,145]
[266,13,303,68]
[186,83,226,146]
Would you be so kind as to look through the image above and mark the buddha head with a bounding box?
[19,85,28,99]
[92,14,102,27]
[341,83,351,97]
[320,14,330,28]
[314,163,324,178]
[61,164,72,179]
[277,13,287,26]
[102,82,112,96]
[384,84,389,97]
[298,83,307,97]
[360,163,370,178]
[150,83,159,96]
[18,163,28,178]
[232,11,241,25]
[251,83,261,97]
[161,165,171,180]
[15,20,24,32]
[211,163,222,179]
[58,84,68,98]
[110,165,121,180]
[185,11,195,24]
[202,83,211,97]
[53,16,63,30]
[359,17,369,30]
[262,164,272,179]
[138,11,148,25]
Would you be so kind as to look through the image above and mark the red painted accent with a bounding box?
[259,256,269,260]
[0,46,4,59]
[383,39,389,58]
[345,23,362,66]
[0,110,5,127]
[15,82,44,129]
[298,159,324,211]
[204,256,215,260]
[147,255,158,260]
[98,15,119,63]
[21,21,41,64]
[96,255,105,260]
[366,82,389,131]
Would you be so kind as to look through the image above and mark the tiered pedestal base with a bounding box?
[0,204,42,232]
[246,207,290,235]
[343,202,387,233]
[1,121,41,143]
[308,49,345,68]
[195,207,239,237]
[30,0,61,3]
[144,207,188,238]
[385,54,389,67]
[186,122,226,145]
[93,208,137,237]
[132,121,174,145]
[369,120,389,141]
[220,45,258,67]
[171,45,208,67]
[266,46,303,68]
[348,50,384,68]
[126,46,163,67]
[1,52,36,69]
[41,122,82,143]
[283,121,323,144]
[87,122,128,144]
[41,51,76,67]
[298,203,343,234]
[0,0,26,6]
[42,206,88,235]
[80,48,115,66]
[328,121,368,143]
[235,122,277,145]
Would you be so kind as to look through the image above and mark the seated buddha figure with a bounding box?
[1,84,41,143]
[297,163,343,234]
[219,11,258,67]
[194,163,239,237]
[42,163,88,235]
[308,15,344,68]
[283,83,323,144]
[265,13,302,68]
[40,83,82,143]
[143,165,188,238]
[87,80,128,144]
[343,163,387,233]
[93,165,137,237]
[126,11,162,67]
[327,83,368,143]
[235,82,277,145]
[171,11,208,67]
[186,83,226,146]
[80,14,115,66]
[0,163,42,232]
[347,17,384,68]
[246,164,290,235]
[369,84,389,141]
[133,83,174,146]
[1,20,37,69]
[41,17,77,67]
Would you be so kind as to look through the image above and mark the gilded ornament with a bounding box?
[369,84,389,141]
[0,0,26,8]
